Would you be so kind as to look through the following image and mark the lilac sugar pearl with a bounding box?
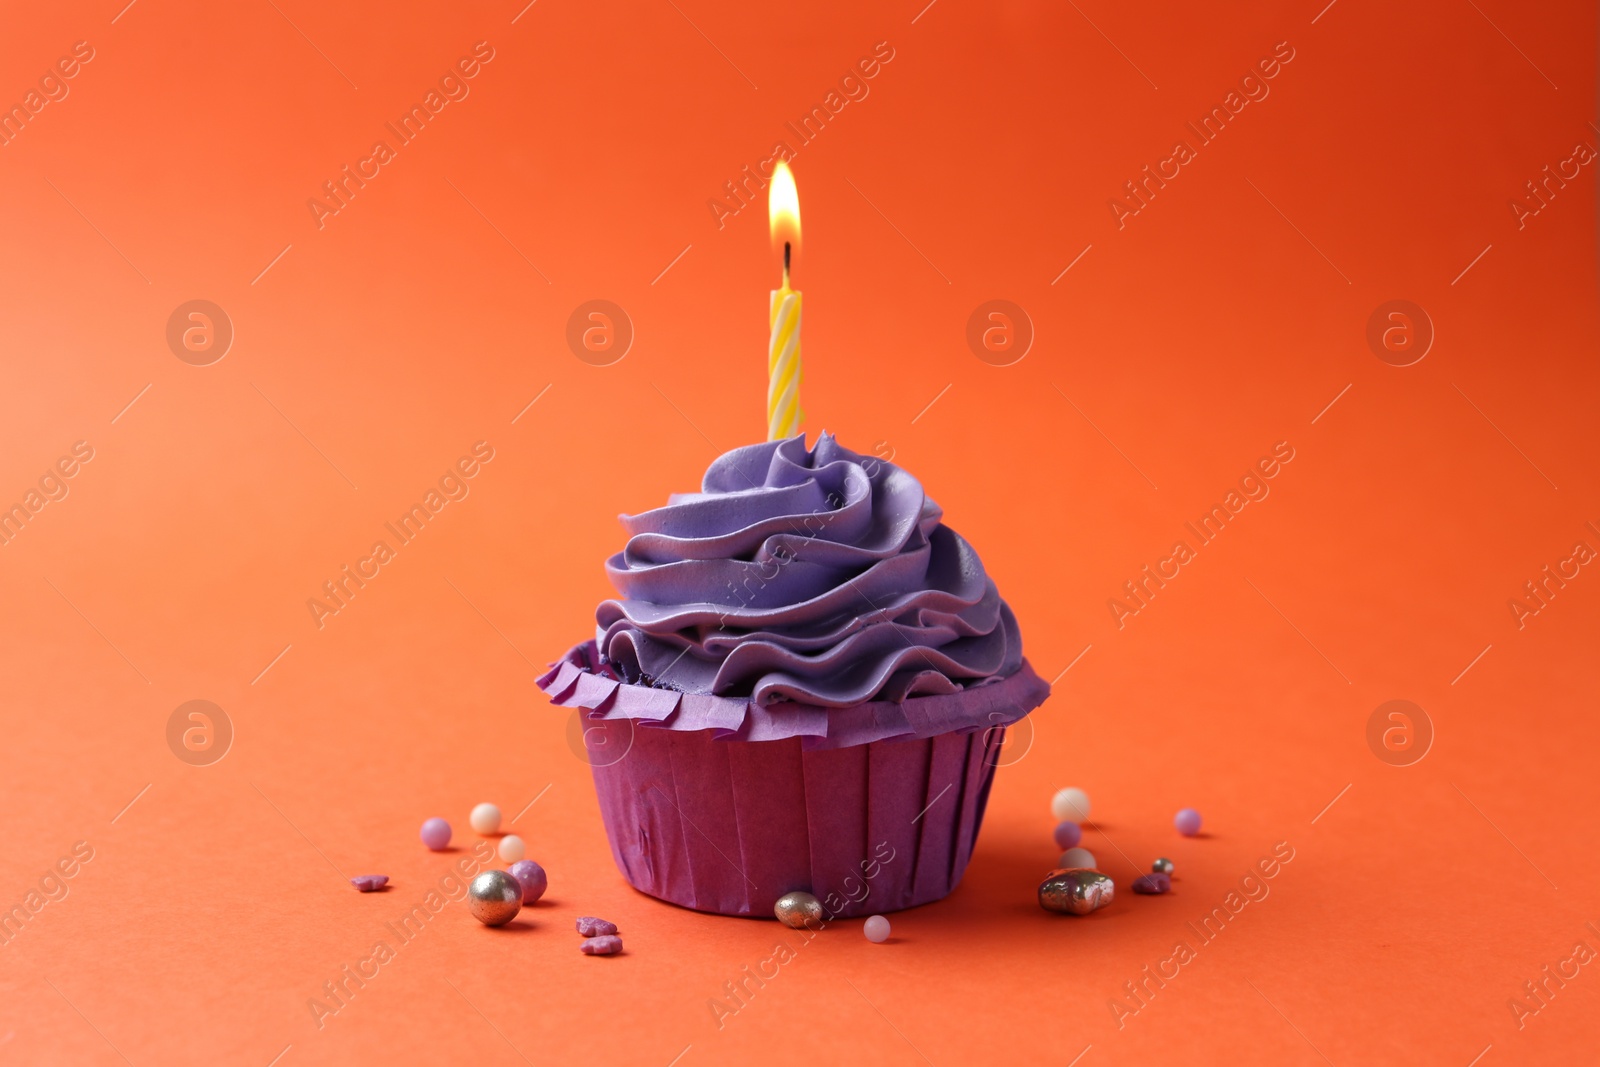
[1053,821,1082,850]
[576,916,618,937]
[420,818,451,851]
[1174,808,1202,837]
[508,860,547,905]
[350,875,388,892]
[1132,873,1171,895]
[580,934,623,956]
[863,915,891,943]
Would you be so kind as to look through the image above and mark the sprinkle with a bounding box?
[580,934,623,955]
[470,803,502,835]
[1059,847,1096,869]
[420,818,451,851]
[508,860,547,904]
[1051,787,1091,822]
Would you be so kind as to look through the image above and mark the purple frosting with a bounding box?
[595,433,1026,709]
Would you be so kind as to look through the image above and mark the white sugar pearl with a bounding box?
[498,834,526,863]
[1059,847,1096,869]
[863,915,891,943]
[1051,787,1091,823]
[470,803,502,835]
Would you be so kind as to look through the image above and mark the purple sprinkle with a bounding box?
[580,934,623,956]
[1174,808,1203,837]
[576,916,618,937]
[508,860,548,904]
[1132,873,1171,895]
[420,817,451,851]
[1053,821,1082,850]
[351,875,389,893]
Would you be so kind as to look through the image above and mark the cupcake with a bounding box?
[539,432,1048,918]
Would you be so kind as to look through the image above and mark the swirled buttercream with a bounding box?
[595,433,1026,708]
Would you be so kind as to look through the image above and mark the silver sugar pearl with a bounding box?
[468,870,523,926]
[1038,868,1115,915]
[1152,858,1175,875]
[773,891,824,929]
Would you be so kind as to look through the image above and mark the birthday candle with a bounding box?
[767,161,802,441]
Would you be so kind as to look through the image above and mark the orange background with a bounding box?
[1,1,1597,1064]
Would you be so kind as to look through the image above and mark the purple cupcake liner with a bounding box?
[543,642,1050,918]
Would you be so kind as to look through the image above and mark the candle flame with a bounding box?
[769,160,800,254]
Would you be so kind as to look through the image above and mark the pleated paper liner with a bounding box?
[541,640,1050,918]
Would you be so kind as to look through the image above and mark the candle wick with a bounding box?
[783,241,791,289]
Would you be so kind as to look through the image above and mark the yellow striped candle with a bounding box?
[768,284,801,440]
[767,161,802,441]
